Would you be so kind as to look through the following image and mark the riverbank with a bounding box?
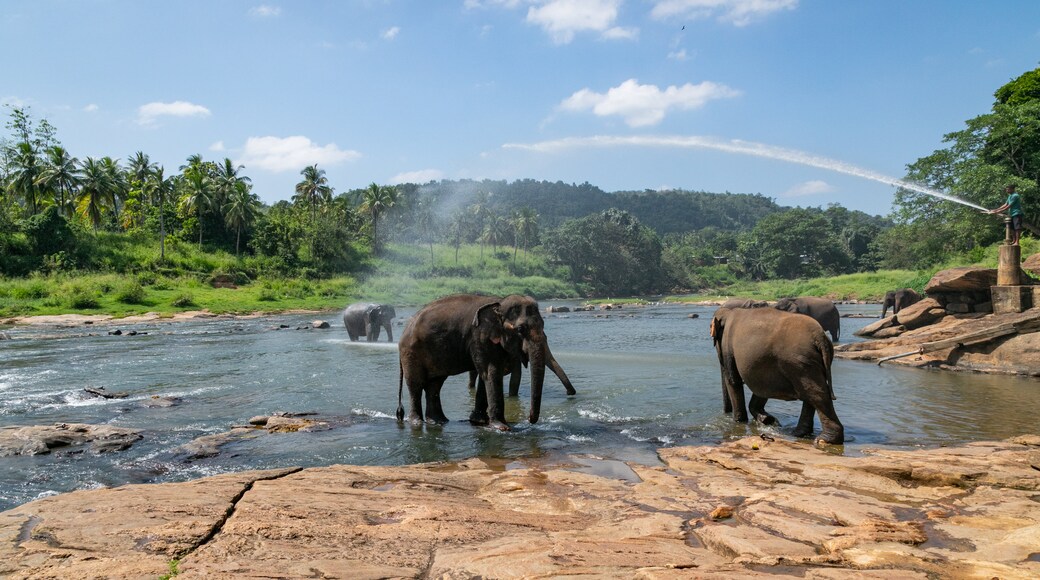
[2,434,1038,579]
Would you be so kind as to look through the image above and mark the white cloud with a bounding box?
[83,103,99,113]
[527,0,626,44]
[137,101,211,126]
[382,26,400,40]
[782,179,833,197]
[236,136,361,173]
[651,0,797,27]
[249,5,281,17]
[389,169,445,184]
[559,78,740,127]
[209,141,226,152]
[602,26,638,40]
[668,48,689,61]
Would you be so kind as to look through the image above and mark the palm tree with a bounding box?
[214,158,251,226]
[36,145,80,218]
[77,157,115,231]
[99,157,127,223]
[126,151,157,191]
[223,182,261,255]
[469,192,491,260]
[148,167,175,261]
[181,169,214,248]
[481,214,508,255]
[7,142,44,215]
[293,164,332,223]
[360,182,399,254]
[512,207,539,265]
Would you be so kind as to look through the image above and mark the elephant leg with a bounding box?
[384,324,393,342]
[722,376,733,414]
[468,371,478,390]
[367,324,381,342]
[469,376,489,425]
[812,398,844,444]
[484,365,510,431]
[423,377,450,425]
[792,401,815,438]
[721,363,747,422]
[748,395,776,425]
[507,359,522,397]
[405,379,425,426]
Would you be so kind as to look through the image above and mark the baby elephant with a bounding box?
[710,306,843,444]
[342,302,397,342]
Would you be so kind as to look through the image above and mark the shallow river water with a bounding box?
[2,302,1038,511]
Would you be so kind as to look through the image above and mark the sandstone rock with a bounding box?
[924,267,997,293]
[895,298,946,329]
[312,320,330,329]
[854,315,897,337]
[546,305,570,313]
[871,325,907,339]
[0,423,142,457]
[945,302,972,314]
[1023,252,1040,275]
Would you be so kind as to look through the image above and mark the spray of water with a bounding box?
[503,135,991,212]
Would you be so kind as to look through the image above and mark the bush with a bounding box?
[68,288,100,309]
[171,292,196,307]
[116,280,147,304]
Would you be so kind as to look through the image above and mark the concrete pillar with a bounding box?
[998,244,1022,286]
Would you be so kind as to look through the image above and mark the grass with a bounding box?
[664,269,936,303]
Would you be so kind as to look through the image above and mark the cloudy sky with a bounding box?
[3,1,1038,215]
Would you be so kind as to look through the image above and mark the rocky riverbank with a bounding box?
[2,435,1039,579]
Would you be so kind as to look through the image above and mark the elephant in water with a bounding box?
[881,288,923,318]
[342,303,397,342]
[397,294,553,431]
[466,333,576,397]
[721,298,769,309]
[774,296,840,342]
[710,306,842,444]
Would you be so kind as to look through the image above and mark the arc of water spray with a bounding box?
[503,135,991,212]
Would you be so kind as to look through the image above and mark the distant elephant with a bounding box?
[710,306,843,444]
[397,294,552,431]
[342,303,397,342]
[467,334,575,397]
[774,296,840,342]
[881,288,923,318]
[721,298,769,309]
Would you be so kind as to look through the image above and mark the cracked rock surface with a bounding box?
[2,436,1040,579]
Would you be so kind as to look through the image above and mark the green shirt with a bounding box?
[1007,192,1023,217]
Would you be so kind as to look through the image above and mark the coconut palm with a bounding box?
[481,214,509,255]
[147,167,175,260]
[223,182,261,256]
[77,157,116,231]
[6,142,44,215]
[293,164,333,223]
[180,169,214,248]
[512,206,539,265]
[214,158,251,213]
[360,182,399,254]
[99,157,127,222]
[36,145,80,218]
[469,191,491,260]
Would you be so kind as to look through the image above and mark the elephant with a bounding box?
[397,294,552,431]
[721,298,769,309]
[466,333,575,397]
[774,296,840,342]
[710,306,843,444]
[881,288,923,318]
[343,303,397,342]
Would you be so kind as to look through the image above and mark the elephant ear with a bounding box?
[710,317,719,341]
[473,302,501,327]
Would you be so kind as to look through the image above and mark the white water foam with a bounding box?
[504,135,990,212]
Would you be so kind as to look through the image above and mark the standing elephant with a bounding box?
[721,298,769,309]
[881,288,923,318]
[710,307,843,444]
[774,296,840,342]
[397,294,551,431]
[342,303,397,342]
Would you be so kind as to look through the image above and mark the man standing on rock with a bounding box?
[988,184,1024,245]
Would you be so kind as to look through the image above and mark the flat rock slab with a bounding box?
[2,437,1040,578]
[0,423,143,457]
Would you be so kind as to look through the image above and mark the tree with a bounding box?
[360,182,399,254]
[511,207,538,266]
[36,146,80,218]
[148,167,175,261]
[741,208,850,279]
[469,191,491,260]
[77,157,116,231]
[7,142,44,215]
[223,182,261,255]
[293,164,332,223]
[412,194,438,263]
[180,168,213,248]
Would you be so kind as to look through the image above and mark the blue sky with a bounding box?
[3,0,1038,216]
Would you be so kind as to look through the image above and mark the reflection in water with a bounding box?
[1,304,1038,510]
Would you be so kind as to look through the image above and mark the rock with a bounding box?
[924,267,998,293]
[546,306,571,313]
[0,423,142,457]
[871,325,907,339]
[945,302,972,314]
[687,313,700,319]
[3,437,1040,577]
[140,395,182,408]
[248,415,269,426]
[709,505,734,520]
[108,329,122,336]
[895,298,946,330]
[974,301,993,313]
[83,386,130,399]
[855,315,898,337]
[312,320,330,329]
[1023,253,1040,275]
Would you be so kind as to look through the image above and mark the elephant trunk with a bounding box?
[526,329,546,424]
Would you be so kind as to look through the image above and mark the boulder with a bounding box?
[924,267,997,294]
[871,325,907,339]
[312,320,330,329]
[546,306,570,313]
[854,315,897,337]
[895,298,946,330]
[1023,253,1040,276]
[0,423,142,457]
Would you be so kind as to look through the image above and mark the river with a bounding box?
[2,301,1038,511]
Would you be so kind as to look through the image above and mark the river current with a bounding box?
[2,302,1038,511]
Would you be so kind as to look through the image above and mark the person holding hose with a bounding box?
[988,184,1024,245]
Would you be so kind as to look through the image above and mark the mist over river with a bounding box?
[2,302,1039,511]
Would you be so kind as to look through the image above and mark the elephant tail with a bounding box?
[818,336,836,401]
[396,364,405,421]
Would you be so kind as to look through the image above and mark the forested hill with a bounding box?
[413,178,785,233]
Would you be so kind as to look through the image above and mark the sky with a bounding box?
[3,0,1039,216]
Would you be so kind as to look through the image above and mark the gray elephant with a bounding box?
[710,306,843,444]
[466,334,576,397]
[881,288,923,318]
[342,303,397,342]
[774,296,840,342]
[397,294,552,431]
[721,298,769,309]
